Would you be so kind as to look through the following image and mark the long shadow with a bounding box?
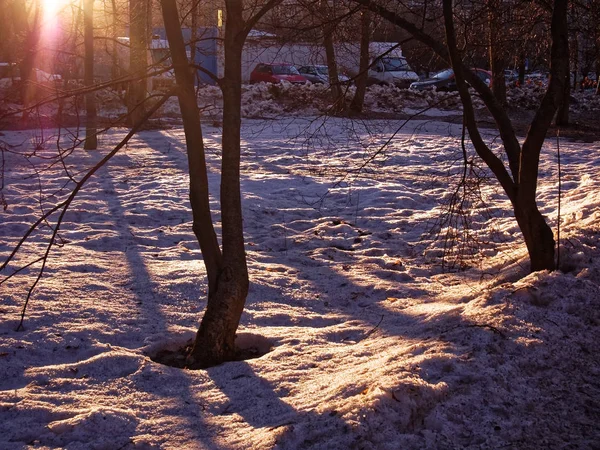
[96,147,228,447]
[132,124,495,340]
[131,123,574,448]
[206,360,354,449]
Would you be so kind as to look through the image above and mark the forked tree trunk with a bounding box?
[83,0,97,150]
[350,8,370,113]
[188,2,250,369]
[161,0,250,369]
[440,0,568,272]
[351,0,568,272]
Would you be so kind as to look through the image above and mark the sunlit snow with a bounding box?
[1,116,599,449]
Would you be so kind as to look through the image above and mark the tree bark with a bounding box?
[128,0,148,126]
[513,198,555,271]
[488,0,507,105]
[353,0,567,272]
[321,1,342,108]
[350,8,370,113]
[555,71,570,126]
[187,0,250,369]
[17,1,41,120]
[84,0,98,150]
[161,0,263,369]
[190,0,198,64]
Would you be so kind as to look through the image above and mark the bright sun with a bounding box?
[42,0,69,18]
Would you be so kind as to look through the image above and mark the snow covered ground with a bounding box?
[1,117,599,449]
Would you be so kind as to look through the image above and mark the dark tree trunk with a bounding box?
[488,0,507,105]
[352,0,568,272]
[160,0,221,286]
[556,71,570,126]
[513,198,555,271]
[188,0,250,369]
[128,0,148,126]
[518,53,526,86]
[17,2,41,119]
[321,1,342,107]
[84,0,97,150]
[350,8,370,113]
[190,0,199,81]
[161,0,270,369]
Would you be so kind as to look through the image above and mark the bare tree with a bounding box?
[350,0,569,272]
[160,0,282,369]
[84,0,98,150]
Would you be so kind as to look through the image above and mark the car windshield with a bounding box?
[432,69,454,79]
[273,65,300,75]
[381,57,410,72]
[316,66,328,75]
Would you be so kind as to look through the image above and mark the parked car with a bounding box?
[32,69,62,84]
[504,69,518,83]
[0,64,61,87]
[0,62,18,79]
[409,68,492,91]
[581,72,598,90]
[297,65,350,85]
[523,71,548,86]
[249,63,308,85]
[367,55,419,88]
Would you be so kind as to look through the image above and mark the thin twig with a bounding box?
[12,89,175,331]
[556,128,561,269]
[359,314,384,342]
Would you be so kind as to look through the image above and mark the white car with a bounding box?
[33,69,62,84]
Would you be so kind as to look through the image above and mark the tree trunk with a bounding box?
[188,1,250,369]
[84,0,98,150]
[321,1,342,108]
[128,0,148,126]
[556,71,570,126]
[110,0,119,82]
[18,2,41,120]
[514,199,555,271]
[518,53,526,86]
[488,0,507,105]
[161,0,251,369]
[350,8,370,113]
[190,0,199,84]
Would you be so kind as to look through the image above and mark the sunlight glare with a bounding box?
[42,0,69,19]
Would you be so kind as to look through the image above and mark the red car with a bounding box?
[249,63,308,85]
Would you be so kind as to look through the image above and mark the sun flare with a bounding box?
[42,0,69,18]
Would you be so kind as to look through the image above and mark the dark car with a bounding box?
[297,65,351,85]
[409,68,492,91]
[249,63,308,85]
